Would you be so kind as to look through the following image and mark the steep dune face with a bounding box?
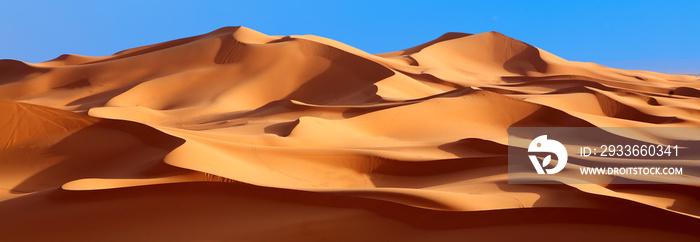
[0,101,195,198]
[1,26,700,240]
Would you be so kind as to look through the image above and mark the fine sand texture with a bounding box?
[2,26,700,241]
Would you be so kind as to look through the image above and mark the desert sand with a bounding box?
[1,26,700,241]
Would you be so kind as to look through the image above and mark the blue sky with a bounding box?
[1,1,698,73]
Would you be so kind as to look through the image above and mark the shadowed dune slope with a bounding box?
[2,26,700,240]
[0,101,197,197]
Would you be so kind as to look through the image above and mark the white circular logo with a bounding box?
[528,135,568,174]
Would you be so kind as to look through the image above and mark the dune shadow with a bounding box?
[512,106,595,127]
[85,27,242,65]
[0,59,49,85]
[215,31,246,64]
[263,119,300,137]
[502,44,548,75]
[65,82,144,111]
[501,75,672,95]
[365,138,512,188]
[437,138,507,157]
[11,118,187,194]
[394,32,472,56]
[674,87,700,98]
[281,38,396,105]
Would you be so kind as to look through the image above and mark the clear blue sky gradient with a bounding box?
[1,1,698,73]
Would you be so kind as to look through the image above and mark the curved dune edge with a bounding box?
[2,26,700,239]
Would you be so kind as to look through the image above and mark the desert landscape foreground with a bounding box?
[2,26,700,240]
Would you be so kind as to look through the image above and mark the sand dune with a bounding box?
[1,26,700,240]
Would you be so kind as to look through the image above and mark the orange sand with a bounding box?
[1,26,700,240]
